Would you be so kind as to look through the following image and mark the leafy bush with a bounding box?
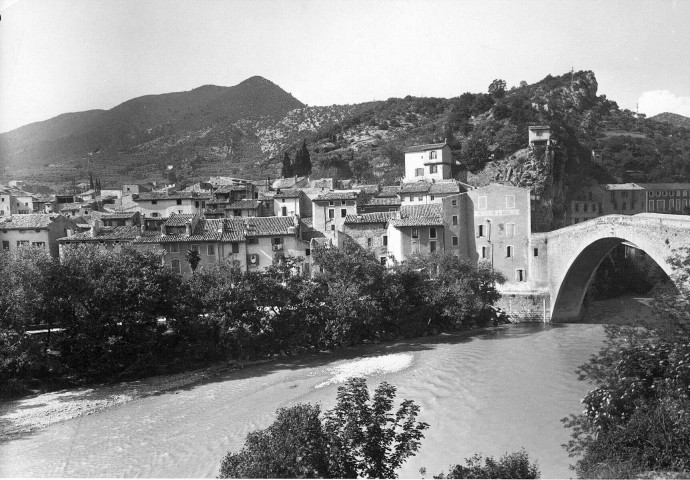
[218,378,428,478]
[435,449,540,479]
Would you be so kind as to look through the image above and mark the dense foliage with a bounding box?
[218,378,428,478]
[562,248,690,478]
[0,244,505,392]
[434,449,540,479]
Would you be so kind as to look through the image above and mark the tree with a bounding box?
[293,139,312,177]
[218,378,428,479]
[562,248,690,478]
[461,134,492,173]
[436,450,540,479]
[488,79,507,98]
[186,248,201,273]
[281,151,294,178]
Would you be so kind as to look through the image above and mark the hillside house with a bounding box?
[57,201,99,218]
[57,219,142,256]
[341,212,396,265]
[131,191,210,218]
[0,214,77,257]
[311,191,362,237]
[528,126,553,148]
[267,189,311,217]
[403,142,454,183]
[387,204,445,261]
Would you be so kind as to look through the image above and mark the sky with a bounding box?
[1,0,690,133]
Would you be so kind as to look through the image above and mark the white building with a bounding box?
[403,142,453,183]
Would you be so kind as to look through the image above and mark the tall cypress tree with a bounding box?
[281,151,294,178]
[294,139,312,177]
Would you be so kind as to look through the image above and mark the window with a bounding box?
[533,248,539,257]
[171,259,181,274]
[281,206,287,216]
[452,215,458,225]
[429,195,435,201]
[506,223,515,237]
[506,195,515,209]
[477,224,485,237]
[329,200,334,206]
[592,204,596,212]
[191,244,199,252]
[676,199,681,210]
[207,244,215,256]
[429,227,437,239]
[516,269,525,282]
[418,196,423,201]
[152,212,159,218]
[622,202,627,211]
[328,209,335,219]
[663,191,668,197]
[574,218,579,224]
[151,200,157,205]
[367,237,373,247]
[305,248,311,256]
[583,204,588,213]
[575,203,579,212]
[382,235,388,246]
[247,238,259,245]
[429,165,438,174]
[657,200,665,211]
[588,191,593,201]
[170,243,179,253]
[414,168,424,177]
[17,240,29,247]
[429,241,437,253]
[412,228,419,239]
[451,199,457,206]
[452,236,458,246]
[272,237,282,245]
[648,200,655,211]
[341,208,347,218]
[506,245,514,258]
[195,201,199,208]
[341,201,346,206]
[481,246,487,259]
[409,196,414,202]
[622,191,628,198]
[202,201,206,208]
[234,210,242,217]
[429,150,437,159]
[231,243,240,254]
[380,256,387,266]
[2,241,8,250]
[477,196,487,210]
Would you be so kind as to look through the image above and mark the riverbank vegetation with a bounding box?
[563,248,690,478]
[218,378,428,478]
[0,244,505,397]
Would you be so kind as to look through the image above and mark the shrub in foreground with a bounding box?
[218,378,429,478]
[434,449,540,479]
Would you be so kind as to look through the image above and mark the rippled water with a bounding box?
[0,323,606,478]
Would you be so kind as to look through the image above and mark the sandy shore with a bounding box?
[0,362,252,440]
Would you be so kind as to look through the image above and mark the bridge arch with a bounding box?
[545,214,690,322]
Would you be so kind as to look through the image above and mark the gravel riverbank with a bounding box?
[0,362,255,440]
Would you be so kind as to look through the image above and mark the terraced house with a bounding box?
[0,214,77,257]
[127,191,211,218]
[132,214,308,276]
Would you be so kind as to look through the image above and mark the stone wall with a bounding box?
[496,292,550,323]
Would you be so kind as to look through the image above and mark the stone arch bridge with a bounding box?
[526,214,690,322]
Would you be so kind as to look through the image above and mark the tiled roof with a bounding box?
[59,202,94,211]
[362,196,401,206]
[214,184,252,194]
[58,226,141,242]
[390,204,443,227]
[314,191,360,202]
[0,213,64,230]
[273,177,308,189]
[227,199,262,209]
[101,212,137,221]
[344,212,397,224]
[164,214,196,227]
[135,192,211,201]
[378,186,401,197]
[357,185,380,195]
[400,182,431,194]
[429,182,461,194]
[273,189,303,199]
[243,216,296,236]
[404,142,447,153]
[637,183,690,190]
[604,183,645,191]
[300,217,313,228]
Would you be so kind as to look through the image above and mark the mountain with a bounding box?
[650,112,690,128]
[2,72,690,231]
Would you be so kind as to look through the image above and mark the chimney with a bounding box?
[140,223,146,235]
[160,223,166,235]
[185,222,192,236]
[66,228,73,238]
[90,219,101,237]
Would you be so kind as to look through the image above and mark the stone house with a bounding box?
[0,214,77,257]
[403,142,454,183]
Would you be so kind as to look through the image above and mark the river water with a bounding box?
[0,323,606,478]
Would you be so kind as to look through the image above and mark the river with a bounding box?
[0,322,610,478]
